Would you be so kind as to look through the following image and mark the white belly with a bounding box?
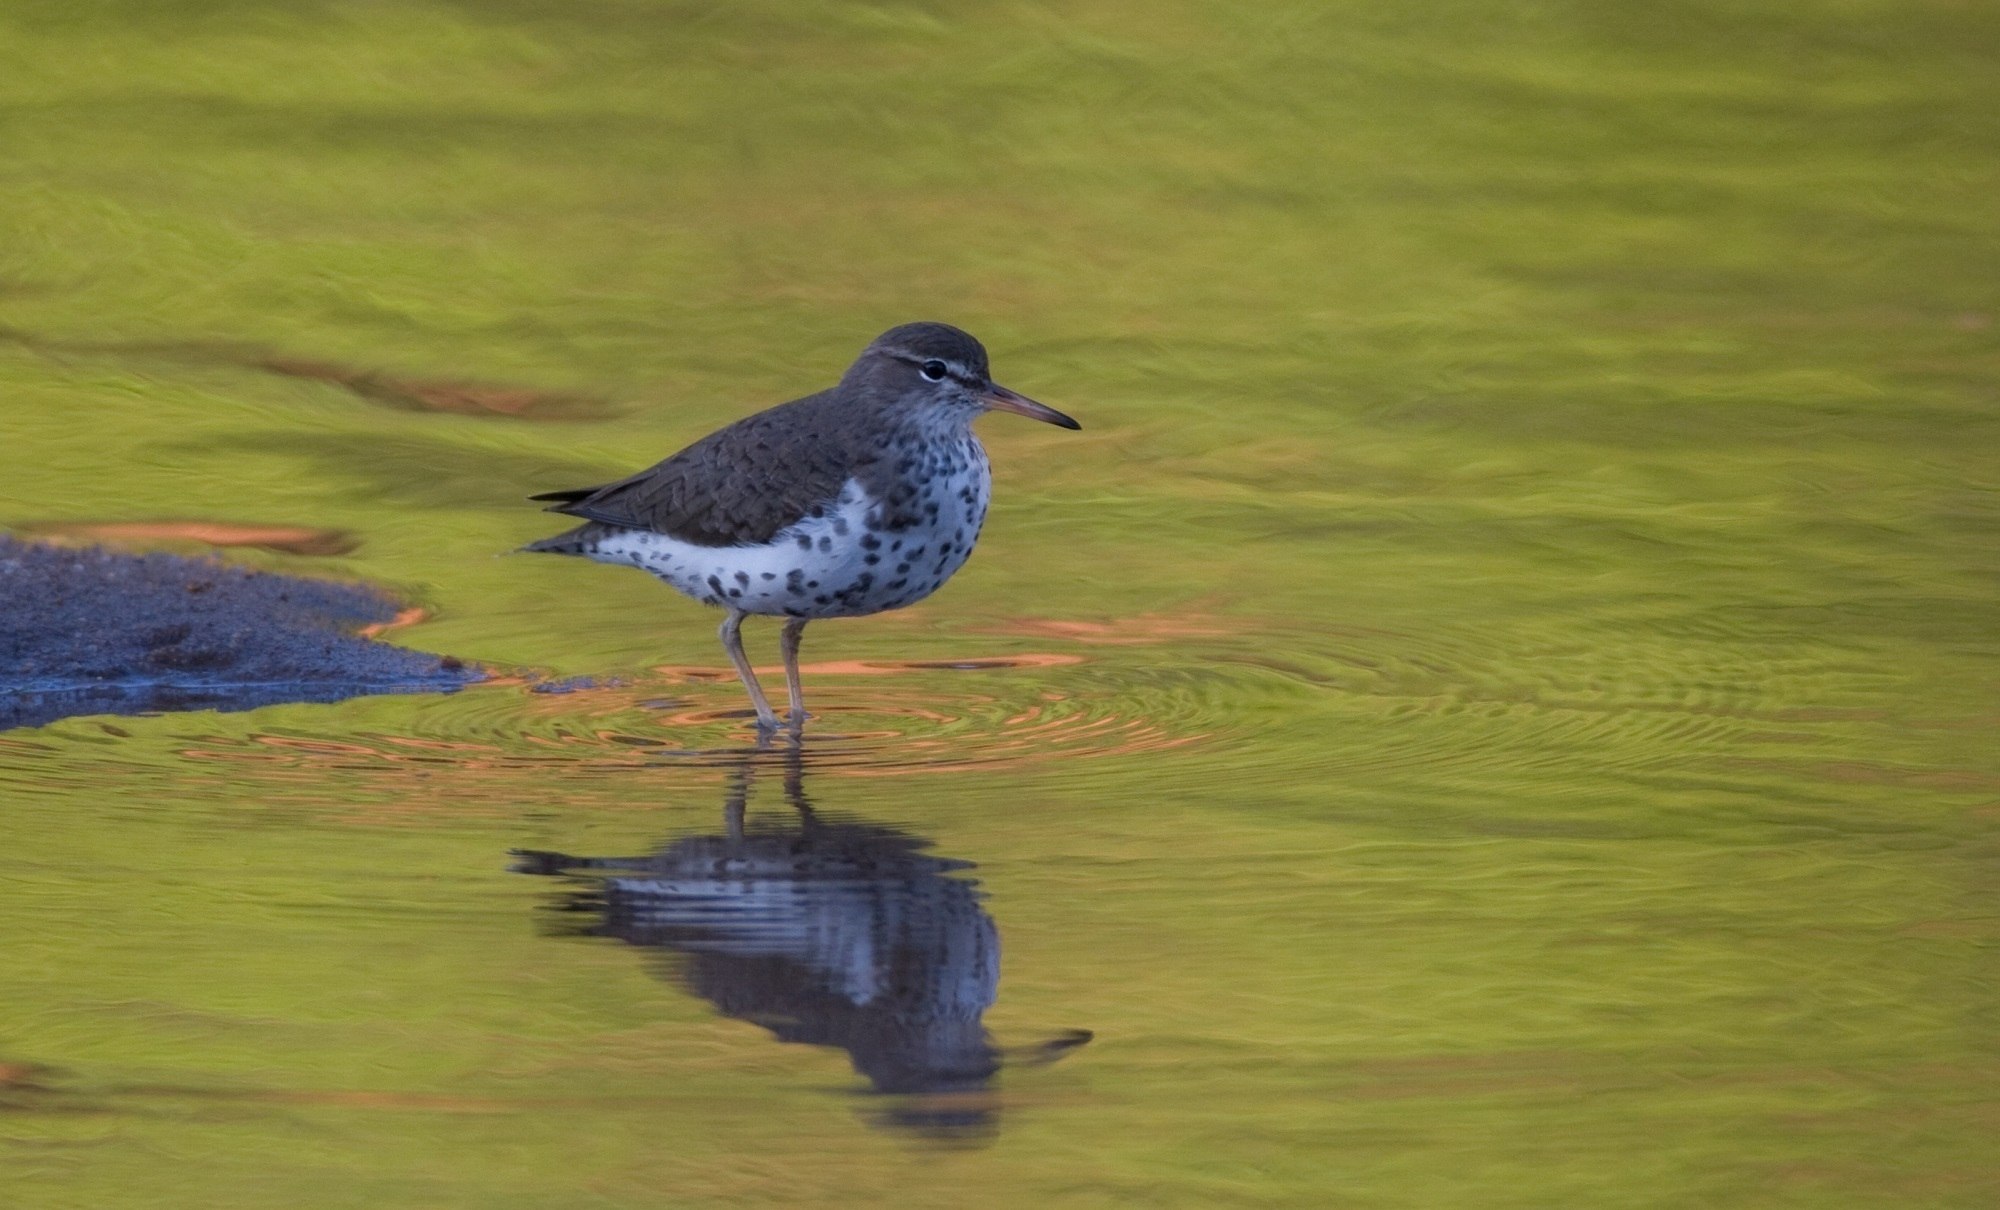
[583,459,991,619]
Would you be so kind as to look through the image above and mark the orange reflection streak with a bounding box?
[15,520,359,557]
[974,610,1232,645]
[0,325,612,421]
[357,607,428,639]
[255,356,606,420]
[651,653,1084,678]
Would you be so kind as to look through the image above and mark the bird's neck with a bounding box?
[888,405,980,446]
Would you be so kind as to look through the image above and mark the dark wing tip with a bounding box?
[529,487,597,507]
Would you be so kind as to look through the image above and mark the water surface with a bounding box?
[3,2,1997,1206]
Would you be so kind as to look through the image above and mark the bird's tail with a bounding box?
[518,524,597,556]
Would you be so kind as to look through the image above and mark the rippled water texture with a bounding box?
[4,2,1998,1207]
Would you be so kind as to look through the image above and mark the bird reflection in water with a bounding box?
[514,739,1089,1141]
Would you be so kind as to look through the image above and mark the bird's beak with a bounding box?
[980,382,1081,430]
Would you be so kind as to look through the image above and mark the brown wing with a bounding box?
[532,393,861,547]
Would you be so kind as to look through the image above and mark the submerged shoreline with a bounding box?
[0,535,478,731]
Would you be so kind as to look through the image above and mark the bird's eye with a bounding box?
[920,360,948,382]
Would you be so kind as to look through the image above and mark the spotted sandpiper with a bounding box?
[524,322,1079,729]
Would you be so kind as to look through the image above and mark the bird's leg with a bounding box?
[779,617,810,726]
[780,727,818,833]
[723,756,754,844]
[717,609,778,730]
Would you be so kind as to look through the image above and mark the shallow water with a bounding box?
[4,2,1998,1206]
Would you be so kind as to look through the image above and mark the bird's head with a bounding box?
[843,322,1080,432]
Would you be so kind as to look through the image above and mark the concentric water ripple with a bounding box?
[156,652,1244,790]
[1178,614,1902,794]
